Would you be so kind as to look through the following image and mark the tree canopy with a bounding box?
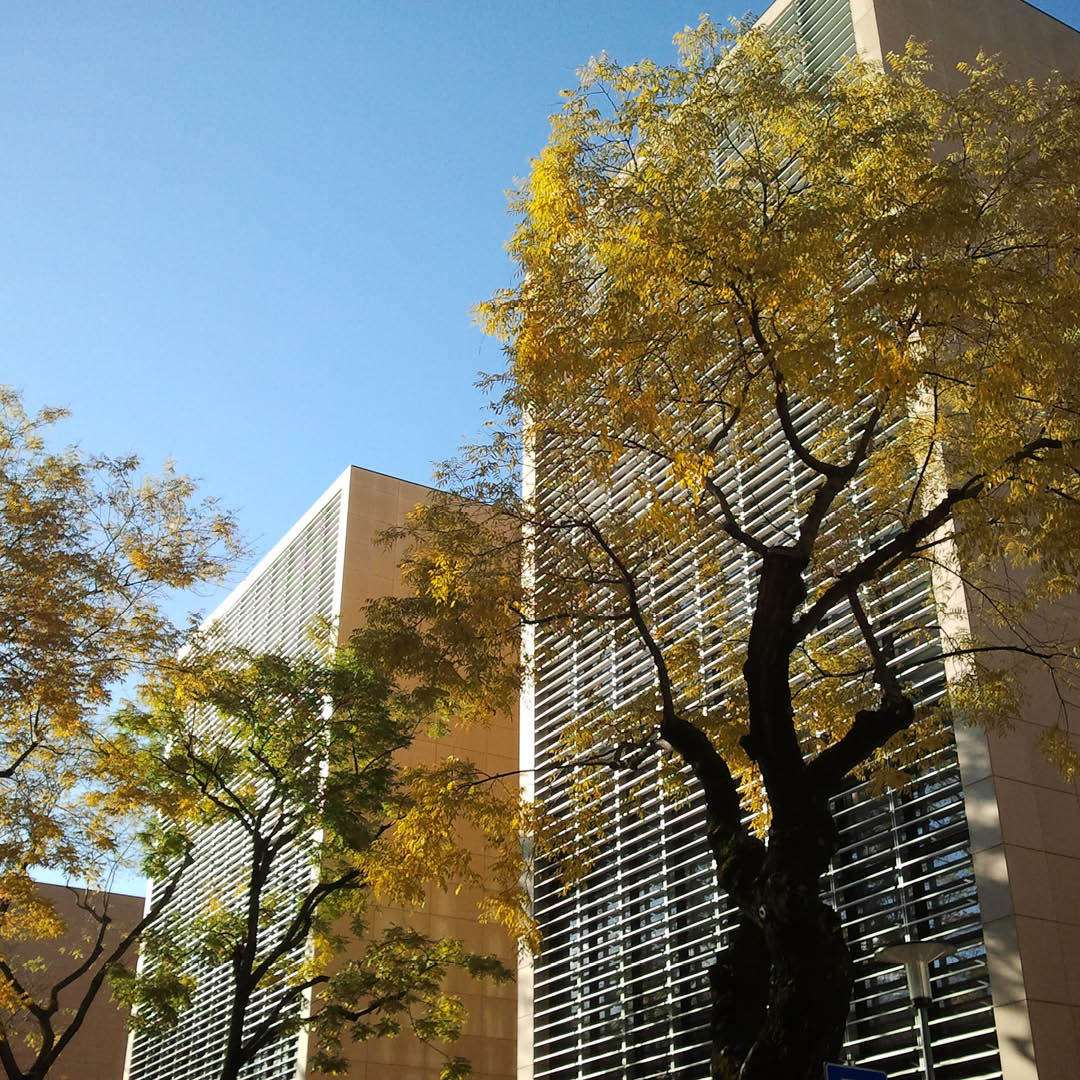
[367,20,1080,1080]
[119,640,518,1080]
[0,388,521,1080]
[0,386,241,1080]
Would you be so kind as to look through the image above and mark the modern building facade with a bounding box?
[520,3,1080,1080]
[125,466,517,1080]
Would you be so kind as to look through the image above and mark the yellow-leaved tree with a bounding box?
[116,642,517,1080]
[359,20,1080,1080]
[0,386,242,1080]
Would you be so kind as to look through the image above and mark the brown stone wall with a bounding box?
[1,883,143,1080]
[866,0,1080,86]
[949,591,1080,1080]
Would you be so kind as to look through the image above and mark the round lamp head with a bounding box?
[875,941,957,1006]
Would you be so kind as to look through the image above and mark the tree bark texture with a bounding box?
[706,548,854,1078]
[707,829,853,1079]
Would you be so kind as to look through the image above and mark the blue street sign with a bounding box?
[824,1065,888,1080]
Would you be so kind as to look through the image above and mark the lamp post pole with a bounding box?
[874,941,956,1080]
[913,995,935,1080]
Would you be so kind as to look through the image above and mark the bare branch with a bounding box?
[796,406,881,556]
[580,518,763,896]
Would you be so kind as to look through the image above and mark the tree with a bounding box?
[118,642,517,1080]
[0,386,242,1079]
[360,21,1080,1080]
[0,870,193,1080]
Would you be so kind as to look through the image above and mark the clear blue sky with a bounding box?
[7,0,1080,620]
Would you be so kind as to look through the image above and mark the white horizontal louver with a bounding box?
[527,2,1002,1077]
[128,494,342,1080]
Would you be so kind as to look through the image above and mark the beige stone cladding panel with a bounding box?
[961,707,1080,1080]
[867,0,1080,88]
[336,467,436,639]
[937,566,1080,1080]
[851,5,1080,1076]
[987,698,1080,1080]
[1,884,143,1080]
[318,467,518,1080]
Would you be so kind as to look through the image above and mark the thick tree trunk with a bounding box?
[649,542,864,1078]
[739,879,852,1079]
[219,976,253,1080]
[709,919,769,1078]
[708,849,853,1079]
[218,835,273,1080]
[706,546,854,1079]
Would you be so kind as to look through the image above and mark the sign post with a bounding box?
[824,1065,888,1080]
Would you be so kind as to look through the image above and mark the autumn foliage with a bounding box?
[0,387,241,1080]
[374,20,1080,1079]
[118,642,516,1080]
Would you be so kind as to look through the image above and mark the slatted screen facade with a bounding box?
[527,2,1003,1078]
[126,492,342,1080]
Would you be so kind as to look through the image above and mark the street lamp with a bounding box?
[874,940,957,1080]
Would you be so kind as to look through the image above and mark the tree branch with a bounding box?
[37,851,194,1075]
[774,380,844,479]
[580,518,763,897]
[796,433,1078,644]
[807,590,914,797]
[796,405,881,556]
[793,475,984,644]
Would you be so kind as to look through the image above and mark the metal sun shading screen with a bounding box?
[527,2,1001,1078]
[127,493,341,1080]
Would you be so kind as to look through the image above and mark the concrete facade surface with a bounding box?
[871,0,1080,85]
[0,883,143,1080]
[332,468,518,1080]
[852,3,1080,1077]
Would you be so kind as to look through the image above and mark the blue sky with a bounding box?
[7,0,1080,621]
